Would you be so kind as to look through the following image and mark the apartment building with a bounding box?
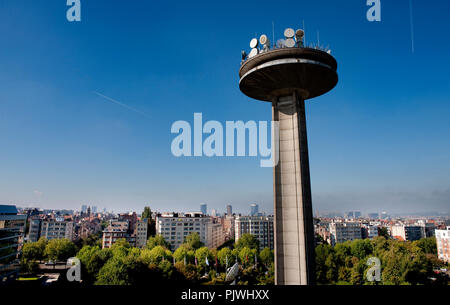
[329,221,362,246]
[156,212,211,250]
[102,220,136,248]
[435,227,450,263]
[235,215,274,250]
[136,218,149,248]
[40,218,75,241]
[391,225,423,241]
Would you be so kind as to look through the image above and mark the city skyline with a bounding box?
[1,1,450,216]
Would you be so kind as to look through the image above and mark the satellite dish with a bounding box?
[285,38,296,48]
[248,48,258,58]
[284,28,295,39]
[276,39,285,48]
[295,29,304,41]
[259,34,269,46]
[249,38,258,49]
[225,263,239,282]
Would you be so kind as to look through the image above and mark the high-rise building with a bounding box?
[226,205,233,216]
[329,222,362,246]
[235,215,274,250]
[0,205,27,282]
[200,203,207,216]
[435,227,450,263]
[250,203,259,216]
[211,209,217,217]
[92,206,98,214]
[239,26,338,284]
[81,205,87,214]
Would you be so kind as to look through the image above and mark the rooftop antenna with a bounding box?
[302,20,306,46]
[409,0,415,53]
[317,30,320,48]
[272,21,275,49]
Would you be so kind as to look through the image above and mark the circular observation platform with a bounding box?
[239,48,338,101]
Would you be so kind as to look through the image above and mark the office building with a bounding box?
[0,205,27,282]
[226,205,232,216]
[200,203,207,216]
[250,203,259,216]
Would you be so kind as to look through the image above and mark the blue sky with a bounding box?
[0,0,449,215]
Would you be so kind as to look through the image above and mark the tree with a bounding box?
[184,233,204,250]
[77,245,112,283]
[259,248,274,267]
[235,234,259,251]
[195,247,212,268]
[217,247,233,267]
[413,237,437,255]
[239,247,257,267]
[378,227,389,239]
[140,246,171,265]
[350,239,373,260]
[22,239,47,262]
[96,254,145,285]
[146,235,170,250]
[174,247,194,264]
[44,239,76,263]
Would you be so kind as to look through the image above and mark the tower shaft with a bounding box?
[272,92,315,285]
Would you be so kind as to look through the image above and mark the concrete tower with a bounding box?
[238,29,338,285]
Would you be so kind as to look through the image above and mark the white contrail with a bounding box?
[409,0,415,53]
[93,91,151,119]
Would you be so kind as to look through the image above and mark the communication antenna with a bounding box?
[272,21,275,49]
[260,34,270,52]
[317,30,320,48]
[284,28,295,48]
[303,20,306,46]
[249,38,259,58]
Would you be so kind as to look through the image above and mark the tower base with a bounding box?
[273,92,315,285]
